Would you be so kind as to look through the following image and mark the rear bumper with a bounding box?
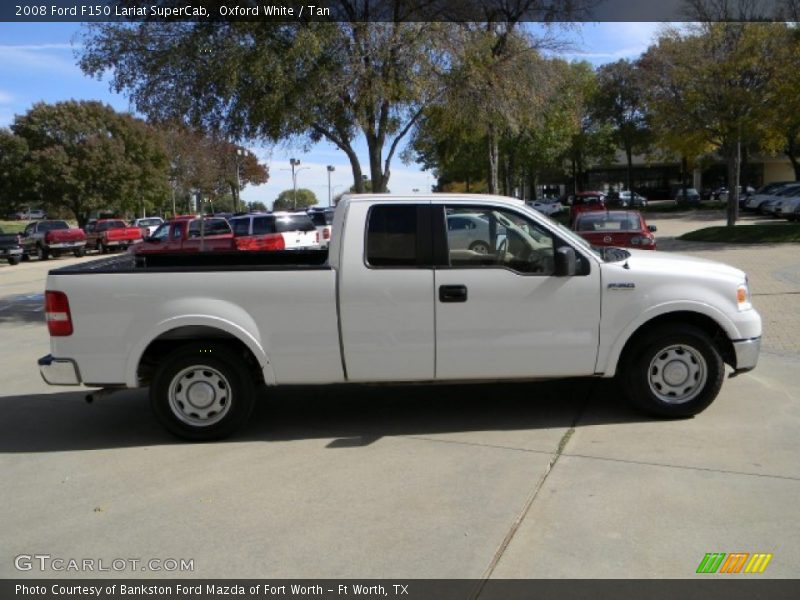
[732,337,760,373]
[48,241,86,250]
[38,354,82,386]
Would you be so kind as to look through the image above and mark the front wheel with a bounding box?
[150,343,257,441]
[620,324,724,418]
[7,256,20,266]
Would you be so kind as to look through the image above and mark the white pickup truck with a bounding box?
[39,194,762,440]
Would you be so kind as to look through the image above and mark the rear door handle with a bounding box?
[439,285,468,303]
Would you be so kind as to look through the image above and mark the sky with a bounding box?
[0,21,662,208]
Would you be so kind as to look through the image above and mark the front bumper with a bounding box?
[0,247,22,257]
[38,354,82,385]
[732,337,761,373]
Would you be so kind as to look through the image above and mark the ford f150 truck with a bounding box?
[38,194,762,440]
[20,220,86,260]
[85,219,142,253]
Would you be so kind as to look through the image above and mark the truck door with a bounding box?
[338,202,435,381]
[433,203,601,380]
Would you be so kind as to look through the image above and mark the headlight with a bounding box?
[737,280,751,311]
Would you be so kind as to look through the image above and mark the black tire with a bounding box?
[468,240,491,254]
[99,241,107,254]
[8,256,20,266]
[150,343,257,441]
[52,250,61,259]
[620,324,724,418]
[74,247,85,257]
[36,245,48,261]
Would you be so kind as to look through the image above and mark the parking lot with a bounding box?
[1,213,798,579]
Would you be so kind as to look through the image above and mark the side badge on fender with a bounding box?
[608,283,636,291]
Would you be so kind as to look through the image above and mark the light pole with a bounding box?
[235,148,245,213]
[290,158,300,210]
[326,165,335,207]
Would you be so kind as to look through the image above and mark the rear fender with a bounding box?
[124,300,275,387]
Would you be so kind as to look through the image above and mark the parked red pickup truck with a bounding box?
[131,216,234,254]
[19,220,87,260]
[85,219,143,253]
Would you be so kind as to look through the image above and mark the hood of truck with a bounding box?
[601,248,746,282]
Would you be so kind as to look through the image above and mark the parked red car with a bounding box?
[85,219,143,253]
[568,191,606,225]
[132,216,235,254]
[573,210,657,250]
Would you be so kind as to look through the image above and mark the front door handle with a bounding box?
[439,285,468,303]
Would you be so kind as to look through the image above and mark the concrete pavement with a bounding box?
[0,227,798,580]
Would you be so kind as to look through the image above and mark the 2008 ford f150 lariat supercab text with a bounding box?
[38,195,762,440]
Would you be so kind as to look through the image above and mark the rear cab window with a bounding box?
[365,204,431,268]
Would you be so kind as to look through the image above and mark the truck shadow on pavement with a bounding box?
[0,379,654,453]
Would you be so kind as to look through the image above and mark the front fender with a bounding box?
[597,300,739,377]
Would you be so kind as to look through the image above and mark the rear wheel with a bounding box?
[620,324,724,418]
[74,247,85,258]
[36,245,48,260]
[150,343,257,441]
[99,240,107,254]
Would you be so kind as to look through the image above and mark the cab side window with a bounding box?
[444,206,555,275]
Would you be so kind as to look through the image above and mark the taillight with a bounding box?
[44,231,53,243]
[235,233,286,251]
[45,291,73,336]
[630,235,655,246]
[316,231,320,243]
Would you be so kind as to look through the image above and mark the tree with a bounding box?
[592,59,652,193]
[78,3,590,195]
[0,129,34,215]
[273,188,317,211]
[556,61,616,193]
[161,126,268,215]
[79,15,447,194]
[759,25,800,180]
[640,23,783,225]
[247,201,268,212]
[11,101,169,227]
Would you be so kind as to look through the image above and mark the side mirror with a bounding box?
[648,225,657,232]
[555,246,577,277]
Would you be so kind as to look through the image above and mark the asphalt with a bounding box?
[0,219,798,580]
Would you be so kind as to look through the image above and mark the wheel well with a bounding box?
[137,326,264,386]
[619,311,736,370]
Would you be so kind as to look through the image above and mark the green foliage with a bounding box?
[79,20,447,193]
[592,59,652,189]
[0,129,33,215]
[162,126,268,215]
[10,101,169,227]
[247,201,268,212]
[273,188,317,211]
[680,224,800,243]
[640,23,785,224]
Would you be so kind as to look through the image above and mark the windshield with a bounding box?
[518,203,636,262]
